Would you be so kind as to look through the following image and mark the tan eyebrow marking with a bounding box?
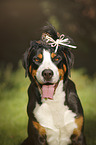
[51,53,56,58]
[37,54,42,59]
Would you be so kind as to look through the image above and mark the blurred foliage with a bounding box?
[40,0,96,74]
[0,63,96,144]
[0,62,29,145]
[71,69,96,145]
[41,0,96,40]
[0,0,96,74]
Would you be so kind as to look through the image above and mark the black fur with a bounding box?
[42,23,59,40]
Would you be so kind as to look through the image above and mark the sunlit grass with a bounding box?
[0,62,96,145]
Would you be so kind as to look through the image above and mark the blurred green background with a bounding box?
[0,0,96,145]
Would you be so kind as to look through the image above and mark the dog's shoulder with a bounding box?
[65,78,77,90]
[64,78,84,116]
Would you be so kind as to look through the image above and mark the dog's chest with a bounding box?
[33,81,77,145]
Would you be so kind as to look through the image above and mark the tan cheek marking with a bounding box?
[29,66,40,88]
[29,65,32,73]
[63,64,67,73]
[73,116,83,137]
[58,64,66,80]
[38,54,42,59]
[29,65,37,79]
[51,53,56,58]
[58,69,64,80]
[33,121,46,136]
[32,70,37,79]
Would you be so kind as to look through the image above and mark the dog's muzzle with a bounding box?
[41,69,54,100]
[42,69,53,81]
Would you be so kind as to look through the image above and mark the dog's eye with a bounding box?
[54,58,59,61]
[52,55,62,64]
[35,58,39,62]
[33,56,42,64]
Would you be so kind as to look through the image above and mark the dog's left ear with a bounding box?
[62,36,76,77]
[63,48,74,77]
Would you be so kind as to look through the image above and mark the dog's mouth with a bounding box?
[41,83,58,100]
[35,75,61,100]
[35,80,59,100]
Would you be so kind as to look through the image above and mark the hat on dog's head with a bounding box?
[41,24,77,53]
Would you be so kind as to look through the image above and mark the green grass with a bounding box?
[0,62,96,145]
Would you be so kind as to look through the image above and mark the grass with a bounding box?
[0,62,96,145]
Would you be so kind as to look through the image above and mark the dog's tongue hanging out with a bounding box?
[42,85,55,100]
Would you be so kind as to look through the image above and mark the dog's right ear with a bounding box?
[22,41,35,77]
[22,49,29,78]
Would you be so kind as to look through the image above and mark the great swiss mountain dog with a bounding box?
[21,24,86,145]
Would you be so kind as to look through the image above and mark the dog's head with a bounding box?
[23,24,76,100]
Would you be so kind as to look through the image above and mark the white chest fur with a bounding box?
[33,80,77,145]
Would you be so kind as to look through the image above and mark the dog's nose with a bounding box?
[42,69,53,81]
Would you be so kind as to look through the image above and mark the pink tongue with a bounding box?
[42,85,55,100]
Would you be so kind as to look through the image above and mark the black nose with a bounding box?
[42,69,53,81]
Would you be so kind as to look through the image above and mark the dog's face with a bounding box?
[23,41,73,100]
[33,49,66,84]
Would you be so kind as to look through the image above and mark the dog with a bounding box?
[21,24,86,145]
